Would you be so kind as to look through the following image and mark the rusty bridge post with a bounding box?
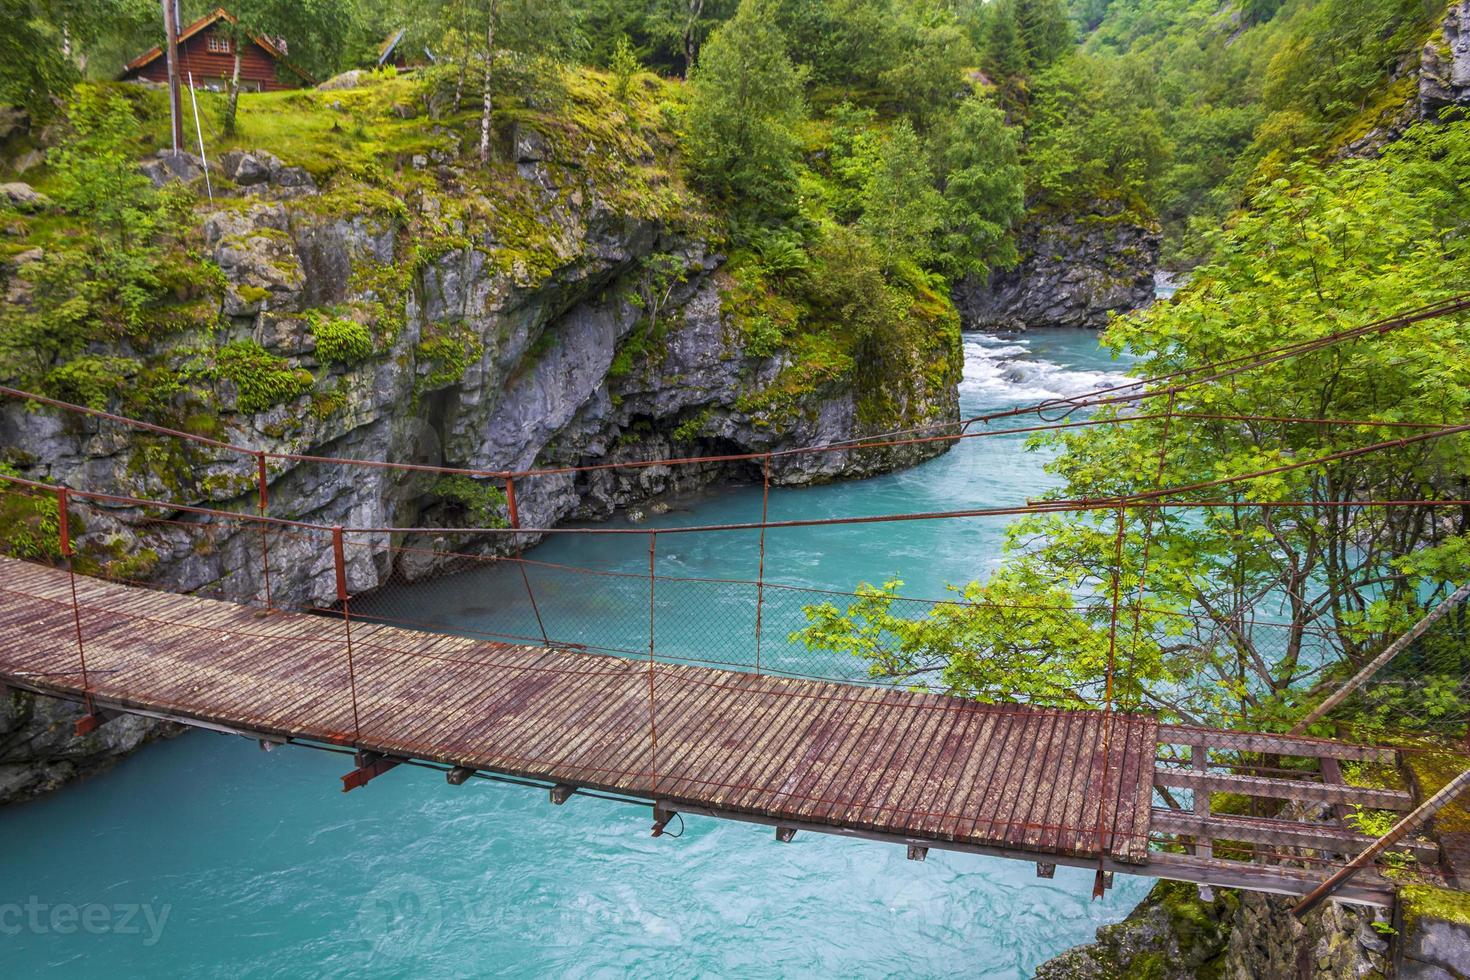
[57,487,95,722]
[333,525,362,745]
[754,454,772,674]
[647,531,659,796]
[255,451,273,610]
[507,475,550,647]
[1094,504,1128,899]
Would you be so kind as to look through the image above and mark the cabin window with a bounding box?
[207,35,230,53]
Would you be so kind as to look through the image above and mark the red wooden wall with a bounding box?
[124,25,301,92]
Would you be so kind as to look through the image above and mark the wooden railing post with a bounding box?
[333,525,361,744]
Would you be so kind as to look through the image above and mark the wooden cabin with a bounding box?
[120,8,313,93]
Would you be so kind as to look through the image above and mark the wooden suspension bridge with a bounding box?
[0,554,1443,910]
[6,300,1470,915]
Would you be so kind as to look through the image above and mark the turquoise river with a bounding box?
[0,329,1156,977]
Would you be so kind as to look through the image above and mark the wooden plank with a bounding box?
[792,687,894,825]
[961,706,1030,845]
[1153,768,1414,810]
[851,692,949,833]
[871,695,972,837]
[652,671,770,801]
[1158,724,1395,764]
[1150,810,1439,862]
[841,692,948,832]
[996,707,1062,851]
[1110,716,1157,864]
[1036,710,1085,855]
[1192,742,1213,859]
[906,702,987,841]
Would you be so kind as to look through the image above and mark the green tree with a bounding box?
[879,2,974,130]
[609,33,640,101]
[799,122,1470,727]
[931,96,1025,279]
[1014,0,1071,71]
[981,0,1026,108]
[0,89,192,379]
[1025,53,1168,209]
[856,119,942,269]
[682,0,807,219]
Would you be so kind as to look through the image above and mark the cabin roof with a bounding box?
[122,7,315,85]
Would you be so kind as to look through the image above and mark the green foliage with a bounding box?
[609,34,642,102]
[876,6,974,130]
[803,120,1470,724]
[212,340,314,414]
[682,0,807,220]
[0,88,205,385]
[1025,53,1168,211]
[429,475,508,528]
[41,355,140,410]
[856,119,942,270]
[802,225,904,350]
[309,313,374,364]
[750,229,810,282]
[794,576,1118,703]
[0,0,77,121]
[931,96,1026,279]
[0,463,61,562]
[415,323,484,393]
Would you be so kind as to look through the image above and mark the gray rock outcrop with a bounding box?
[1037,879,1393,979]
[0,181,50,210]
[138,149,204,187]
[0,689,179,803]
[1421,0,1470,119]
[952,201,1159,331]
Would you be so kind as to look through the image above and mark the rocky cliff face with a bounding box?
[0,76,961,802]
[1035,880,1391,980]
[1420,0,1470,120]
[951,200,1159,332]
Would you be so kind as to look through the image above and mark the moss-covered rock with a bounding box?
[1035,881,1236,979]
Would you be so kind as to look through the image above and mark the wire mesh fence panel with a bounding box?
[1324,612,1470,746]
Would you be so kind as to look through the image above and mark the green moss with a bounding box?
[308,311,374,365]
[415,323,484,393]
[1402,884,1470,929]
[1406,748,1470,834]
[212,340,314,414]
[309,380,350,420]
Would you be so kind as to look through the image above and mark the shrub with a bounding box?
[310,314,373,364]
[213,340,313,414]
[430,475,508,528]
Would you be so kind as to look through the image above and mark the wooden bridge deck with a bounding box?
[0,557,1156,864]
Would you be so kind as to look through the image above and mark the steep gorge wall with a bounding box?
[0,80,960,802]
[951,199,1160,332]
